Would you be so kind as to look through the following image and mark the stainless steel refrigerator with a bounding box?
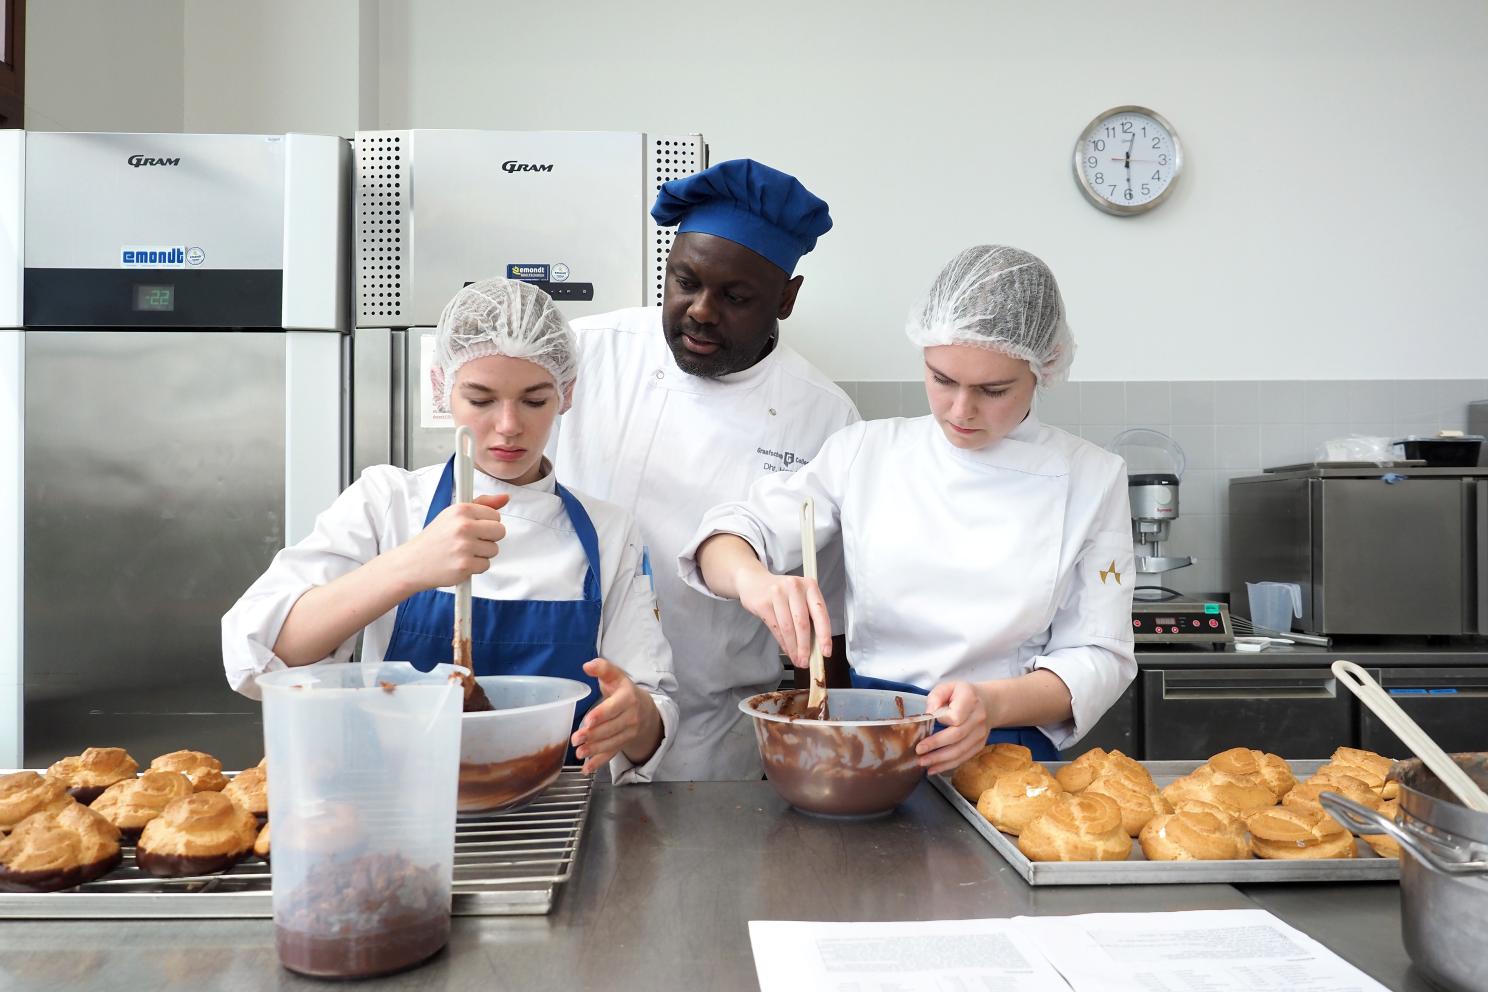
[350,130,705,473]
[0,131,348,768]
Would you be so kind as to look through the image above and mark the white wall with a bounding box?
[25,0,185,132]
[182,0,374,136]
[38,1,1488,382]
[372,0,1488,382]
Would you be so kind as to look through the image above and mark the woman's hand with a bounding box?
[571,658,663,775]
[916,681,999,776]
[388,493,509,591]
[735,569,832,669]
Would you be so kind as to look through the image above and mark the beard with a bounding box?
[662,318,777,378]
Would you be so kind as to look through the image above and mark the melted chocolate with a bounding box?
[276,914,447,979]
[453,669,494,713]
[458,740,567,813]
[67,786,109,805]
[748,690,929,817]
[136,848,245,878]
[0,851,120,893]
[274,852,449,979]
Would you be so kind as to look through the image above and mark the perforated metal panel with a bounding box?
[645,134,707,306]
[355,131,409,325]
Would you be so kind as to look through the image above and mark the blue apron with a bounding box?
[384,457,603,753]
[848,670,1060,762]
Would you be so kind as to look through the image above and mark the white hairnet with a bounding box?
[905,245,1076,386]
[433,278,578,411]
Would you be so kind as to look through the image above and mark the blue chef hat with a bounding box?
[650,159,833,275]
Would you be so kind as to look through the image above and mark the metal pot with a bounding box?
[1322,754,1488,992]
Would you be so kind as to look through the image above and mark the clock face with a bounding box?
[1074,106,1182,215]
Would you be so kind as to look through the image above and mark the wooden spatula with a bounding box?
[801,497,829,721]
[452,426,492,712]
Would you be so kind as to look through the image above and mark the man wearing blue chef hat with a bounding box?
[552,159,859,781]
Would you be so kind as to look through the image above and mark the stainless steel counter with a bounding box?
[0,782,1433,991]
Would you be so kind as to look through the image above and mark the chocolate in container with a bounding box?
[275,853,450,979]
[740,689,936,818]
[257,662,463,978]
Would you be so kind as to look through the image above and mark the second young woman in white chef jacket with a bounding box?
[680,246,1136,774]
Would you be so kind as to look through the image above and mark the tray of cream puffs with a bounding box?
[931,744,1402,885]
[0,747,271,909]
[1,746,596,917]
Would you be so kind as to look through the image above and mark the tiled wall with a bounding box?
[836,379,1488,597]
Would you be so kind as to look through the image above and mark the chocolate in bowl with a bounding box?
[740,689,937,818]
[455,673,592,814]
[458,740,567,813]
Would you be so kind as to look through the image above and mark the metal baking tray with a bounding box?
[0,767,595,918]
[932,759,1401,886]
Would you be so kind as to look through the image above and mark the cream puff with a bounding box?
[136,792,258,876]
[0,801,122,891]
[45,748,139,804]
[90,770,195,841]
[1161,766,1277,817]
[148,750,229,793]
[975,765,1063,835]
[1084,767,1173,836]
[951,743,1032,802]
[1322,747,1397,800]
[1363,799,1401,859]
[1246,805,1356,860]
[1017,792,1132,862]
[1054,747,1153,794]
[222,766,268,822]
[253,821,271,862]
[0,772,73,835]
[1139,801,1250,861]
[1283,772,1379,818]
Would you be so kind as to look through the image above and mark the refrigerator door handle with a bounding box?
[1476,482,1487,635]
[1159,671,1338,701]
[391,329,408,469]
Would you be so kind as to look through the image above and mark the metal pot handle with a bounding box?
[1319,793,1488,877]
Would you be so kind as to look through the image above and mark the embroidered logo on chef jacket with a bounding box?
[1098,560,1123,585]
[756,446,810,473]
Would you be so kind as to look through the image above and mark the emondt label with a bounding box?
[506,263,549,282]
[121,246,186,267]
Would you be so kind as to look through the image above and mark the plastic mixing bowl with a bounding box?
[740,688,937,817]
[379,664,591,813]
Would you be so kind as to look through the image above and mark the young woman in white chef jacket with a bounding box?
[680,246,1136,773]
[222,279,677,781]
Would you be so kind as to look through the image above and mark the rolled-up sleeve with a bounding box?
[1030,460,1137,749]
[221,470,391,700]
[601,520,681,785]
[677,422,867,600]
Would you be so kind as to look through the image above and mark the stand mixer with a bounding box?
[1107,429,1232,646]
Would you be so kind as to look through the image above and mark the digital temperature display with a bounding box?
[132,284,176,311]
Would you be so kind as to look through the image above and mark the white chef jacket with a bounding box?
[550,306,860,780]
[678,413,1137,750]
[221,462,679,784]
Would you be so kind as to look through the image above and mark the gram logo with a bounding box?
[127,155,181,167]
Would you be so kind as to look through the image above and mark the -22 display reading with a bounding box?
[132,284,176,312]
